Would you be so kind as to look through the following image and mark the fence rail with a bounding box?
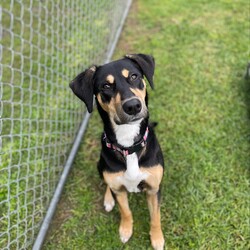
[0,1,131,249]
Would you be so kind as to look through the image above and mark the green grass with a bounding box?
[44,0,249,249]
[0,1,124,248]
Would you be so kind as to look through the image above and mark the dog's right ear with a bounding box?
[69,66,97,113]
[125,54,155,89]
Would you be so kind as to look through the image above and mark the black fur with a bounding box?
[69,66,96,113]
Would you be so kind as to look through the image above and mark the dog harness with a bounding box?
[103,127,149,157]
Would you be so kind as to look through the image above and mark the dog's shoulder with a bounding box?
[138,124,164,169]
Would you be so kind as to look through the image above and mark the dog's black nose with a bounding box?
[122,99,142,115]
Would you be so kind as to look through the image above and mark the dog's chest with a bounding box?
[117,153,148,193]
[114,122,148,193]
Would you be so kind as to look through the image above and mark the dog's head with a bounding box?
[69,54,155,125]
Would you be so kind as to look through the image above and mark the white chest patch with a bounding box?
[114,121,142,147]
[117,153,149,193]
[113,121,148,193]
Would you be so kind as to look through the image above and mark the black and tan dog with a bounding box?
[70,54,164,250]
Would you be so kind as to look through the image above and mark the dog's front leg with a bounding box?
[104,186,115,212]
[141,165,164,250]
[115,191,133,243]
[103,171,133,243]
[147,190,164,250]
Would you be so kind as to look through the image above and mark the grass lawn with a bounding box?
[44,0,249,249]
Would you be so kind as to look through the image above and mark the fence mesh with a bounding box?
[0,1,131,249]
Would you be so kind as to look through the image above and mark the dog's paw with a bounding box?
[150,229,165,250]
[104,199,115,212]
[119,226,133,243]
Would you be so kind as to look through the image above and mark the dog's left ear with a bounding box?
[125,54,155,89]
[69,66,97,113]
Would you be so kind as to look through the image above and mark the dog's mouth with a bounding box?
[131,117,143,122]
[114,117,141,125]
[113,108,148,125]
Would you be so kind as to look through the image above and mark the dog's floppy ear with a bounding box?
[69,66,97,113]
[125,54,155,89]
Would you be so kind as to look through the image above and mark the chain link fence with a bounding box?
[0,0,131,249]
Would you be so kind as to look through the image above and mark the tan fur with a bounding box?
[104,186,113,201]
[140,165,163,194]
[122,69,129,78]
[147,193,164,249]
[106,74,115,84]
[96,93,122,115]
[103,171,133,242]
[142,165,164,249]
[116,191,133,242]
[130,87,146,101]
[103,171,125,193]
[104,186,115,211]
[103,164,163,194]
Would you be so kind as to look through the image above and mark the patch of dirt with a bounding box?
[44,195,73,244]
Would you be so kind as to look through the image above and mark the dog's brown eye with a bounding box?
[130,74,138,81]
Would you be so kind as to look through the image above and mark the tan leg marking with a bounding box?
[103,171,133,243]
[141,165,164,250]
[103,171,124,192]
[104,186,115,212]
[147,193,164,250]
[140,165,163,194]
[116,191,133,243]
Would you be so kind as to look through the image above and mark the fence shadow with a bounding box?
[244,62,250,174]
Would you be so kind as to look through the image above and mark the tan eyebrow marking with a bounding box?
[121,69,129,78]
[106,74,115,84]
